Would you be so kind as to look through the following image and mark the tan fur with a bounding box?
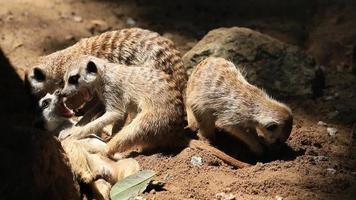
[26,28,187,98]
[186,57,293,155]
[38,92,140,200]
[60,56,186,155]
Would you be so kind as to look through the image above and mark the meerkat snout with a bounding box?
[254,102,293,145]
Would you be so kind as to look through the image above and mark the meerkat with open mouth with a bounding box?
[186,57,293,155]
[26,28,187,126]
[37,91,140,200]
[60,55,186,156]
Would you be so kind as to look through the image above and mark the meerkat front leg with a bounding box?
[76,102,105,126]
[223,126,264,156]
[106,111,155,155]
[186,105,199,131]
[196,112,216,141]
[65,111,123,140]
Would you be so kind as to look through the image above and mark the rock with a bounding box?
[134,196,146,200]
[191,156,203,166]
[73,16,83,22]
[183,27,322,97]
[327,127,338,136]
[313,155,328,162]
[65,35,75,41]
[275,195,283,200]
[326,168,337,175]
[164,173,173,181]
[317,121,327,126]
[215,192,236,200]
[327,111,339,120]
[126,17,136,26]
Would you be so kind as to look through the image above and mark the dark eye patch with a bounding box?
[33,68,46,82]
[266,122,278,132]
[68,74,80,85]
[41,98,51,109]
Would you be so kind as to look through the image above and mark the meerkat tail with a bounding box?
[189,140,251,168]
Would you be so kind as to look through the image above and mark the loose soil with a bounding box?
[0,0,355,199]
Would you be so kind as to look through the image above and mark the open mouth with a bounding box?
[58,100,75,118]
[81,87,93,102]
[64,87,93,114]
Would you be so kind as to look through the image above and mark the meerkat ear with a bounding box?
[86,61,98,74]
[33,67,46,81]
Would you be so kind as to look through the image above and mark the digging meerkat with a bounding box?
[186,57,293,155]
[37,91,140,200]
[60,55,186,155]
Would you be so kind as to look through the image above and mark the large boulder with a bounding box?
[183,27,323,97]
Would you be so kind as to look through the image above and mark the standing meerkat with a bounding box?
[26,28,187,112]
[186,57,293,155]
[60,56,186,155]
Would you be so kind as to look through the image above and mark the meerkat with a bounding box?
[60,55,186,156]
[26,28,187,107]
[186,57,293,155]
[37,91,140,200]
[37,67,250,168]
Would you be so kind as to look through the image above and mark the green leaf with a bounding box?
[110,170,156,200]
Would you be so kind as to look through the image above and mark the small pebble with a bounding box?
[326,168,337,175]
[324,96,334,101]
[317,121,327,126]
[191,156,203,166]
[126,17,136,26]
[73,16,83,22]
[327,111,339,119]
[327,127,338,137]
[164,173,173,181]
[215,192,236,200]
[313,155,328,162]
[64,35,75,41]
[275,195,283,200]
[133,196,146,200]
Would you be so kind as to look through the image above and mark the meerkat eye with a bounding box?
[265,122,278,132]
[41,99,51,109]
[68,74,80,85]
[33,68,46,82]
[86,61,98,74]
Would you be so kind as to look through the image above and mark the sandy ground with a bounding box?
[0,0,355,199]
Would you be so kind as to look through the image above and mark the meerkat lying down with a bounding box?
[186,57,293,155]
[38,91,140,200]
[59,56,186,156]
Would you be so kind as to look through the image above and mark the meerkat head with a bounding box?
[61,56,104,105]
[26,60,64,97]
[37,90,74,131]
[251,90,293,146]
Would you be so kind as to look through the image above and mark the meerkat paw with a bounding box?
[59,126,82,141]
[92,179,111,200]
[248,142,264,156]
